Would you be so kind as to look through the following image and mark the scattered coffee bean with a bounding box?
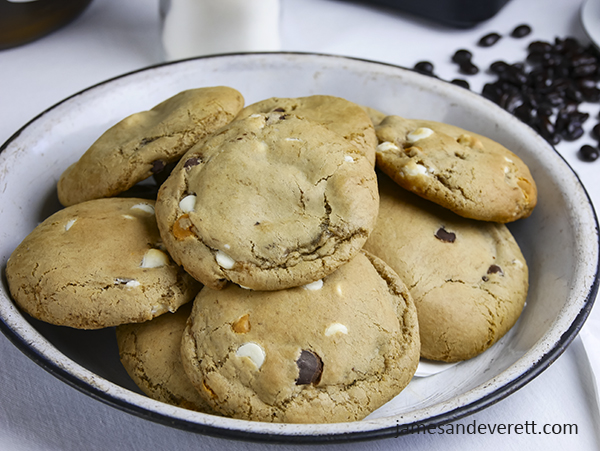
[511,24,532,38]
[579,144,600,161]
[478,32,502,47]
[459,61,479,75]
[452,49,472,64]
[489,60,510,74]
[593,123,600,139]
[414,61,435,76]
[451,78,470,89]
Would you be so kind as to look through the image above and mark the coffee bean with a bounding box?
[489,60,510,74]
[511,24,532,38]
[579,144,600,161]
[459,61,479,75]
[478,32,502,47]
[592,123,600,139]
[452,49,472,64]
[451,78,470,89]
[414,61,435,76]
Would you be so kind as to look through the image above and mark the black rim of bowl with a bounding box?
[0,52,598,444]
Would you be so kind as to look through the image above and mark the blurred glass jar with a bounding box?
[0,0,93,50]
[160,0,281,61]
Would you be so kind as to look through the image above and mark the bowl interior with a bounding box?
[0,53,597,441]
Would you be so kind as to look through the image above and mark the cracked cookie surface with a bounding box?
[6,198,201,329]
[236,95,378,166]
[375,115,537,223]
[363,173,529,362]
[155,112,379,291]
[116,303,216,413]
[57,86,245,206]
[179,251,420,423]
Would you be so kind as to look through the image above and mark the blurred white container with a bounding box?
[160,0,281,61]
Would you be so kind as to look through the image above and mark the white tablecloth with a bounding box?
[1,0,599,449]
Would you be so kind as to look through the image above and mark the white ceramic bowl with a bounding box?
[0,53,598,443]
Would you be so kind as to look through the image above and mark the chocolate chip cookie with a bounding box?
[58,86,245,206]
[6,198,201,329]
[375,115,537,222]
[155,112,379,291]
[364,172,529,362]
[116,303,216,413]
[180,251,420,423]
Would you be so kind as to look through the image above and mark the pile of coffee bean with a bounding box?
[413,24,600,162]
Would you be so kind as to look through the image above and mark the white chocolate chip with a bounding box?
[236,342,265,369]
[255,141,268,152]
[401,161,429,177]
[115,278,140,288]
[512,259,524,269]
[140,249,170,268]
[122,214,135,220]
[64,219,77,231]
[224,244,231,250]
[131,203,155,215]
[249,114,262,119]
[216,250,235,269]
[344,155,355,163]
[303,279,323,291]
[504,166,510,174]
[325,322,348,336]
[376,141,399,152]
[285,137,302,142]
[406,127,434,143]
[179,195,197,213]
[504,156,514,163]
[336,283,343,297]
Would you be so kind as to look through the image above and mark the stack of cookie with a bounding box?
[5,86,536,424]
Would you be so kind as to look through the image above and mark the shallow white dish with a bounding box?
[582,0,600,49]
[0,52,597,442]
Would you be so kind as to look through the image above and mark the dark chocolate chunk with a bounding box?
[435,227,456,243]
[487,264,504,275]
[183,157,201,169]
[295,350,323,385]
[151,159,165,174]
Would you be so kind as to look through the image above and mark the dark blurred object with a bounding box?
[0,0,93,50]
[351,0,511,28]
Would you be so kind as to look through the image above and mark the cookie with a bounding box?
[180,251,420,423]
[375,115,537,222]
[363,172,529,362]
[6,198,201,329]
[57,86,245,206]
[155,112,379,291]
[361,105,387,127]
[116,303,216,413]
[236,95,378,165]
